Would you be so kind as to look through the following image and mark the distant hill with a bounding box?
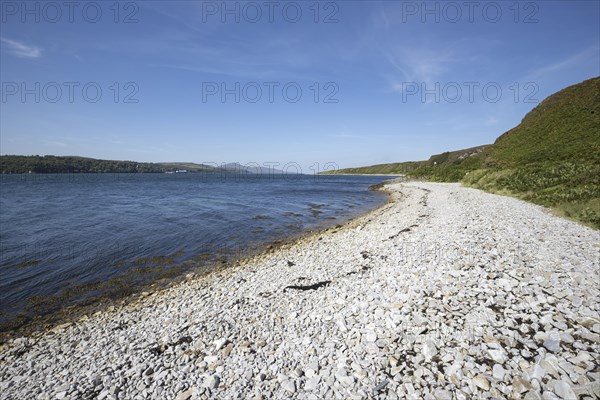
[0,156,214,174]
[322,161,424,175]
[0,156,294,175]
[323,145,490,177]
[324,77,600,228]
[156,162,215,172]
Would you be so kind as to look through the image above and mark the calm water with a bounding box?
[0,173,390,328]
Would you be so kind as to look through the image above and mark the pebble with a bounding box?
[175,389,193,400]
[204,375,220,389]
[281,380,296,394]
[373,379,388,393]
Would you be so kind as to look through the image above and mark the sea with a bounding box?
[0,172,392,330]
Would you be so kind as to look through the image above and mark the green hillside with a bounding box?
[487,77,600,166]
[401,145,490,181]
[460,77,600,228]
[323,146,489,177]
[323,161,425,175]
[325,77,600,228]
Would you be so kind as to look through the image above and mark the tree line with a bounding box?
[0,155,174,174]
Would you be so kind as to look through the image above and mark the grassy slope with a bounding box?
[458,77,600,228]
[402,145,491,181]
[487,77,600,166]
[325,77,600,228]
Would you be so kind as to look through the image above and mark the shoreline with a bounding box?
[0,179,397,342]
[1,181,598,399]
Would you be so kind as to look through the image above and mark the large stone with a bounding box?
[543,333,561,353]
[529,364,546,381]
[493,364,506,380]
[422,340,438,362]
[214,338,228,350]
[222,343,234,358]
[473,375,490,391]
[513,377,532,394]
[281,380,296,394]
[553,381,576,400]
[364,332,377,342]
[487,349,507,364]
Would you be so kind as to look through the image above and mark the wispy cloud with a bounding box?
[388,47,456,86]
[524,45,600,80]
[384,46,458,104]
[365,5,458,91]
[0,37,42,58]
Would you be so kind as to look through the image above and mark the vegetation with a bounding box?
[324,146,489,180]
[158,162,215,172]
[486,77,600,166]
[406,146,490,181]
[0,155,213,174]
[462,162,600,228]
[323,161,425,175]
[458,77,600,228]
[325,77,600,228]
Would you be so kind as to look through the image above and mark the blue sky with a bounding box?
[1,1,598,171]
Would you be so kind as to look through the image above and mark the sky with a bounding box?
[1,0,599,172]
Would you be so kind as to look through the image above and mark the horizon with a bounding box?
[1,1,599,173]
